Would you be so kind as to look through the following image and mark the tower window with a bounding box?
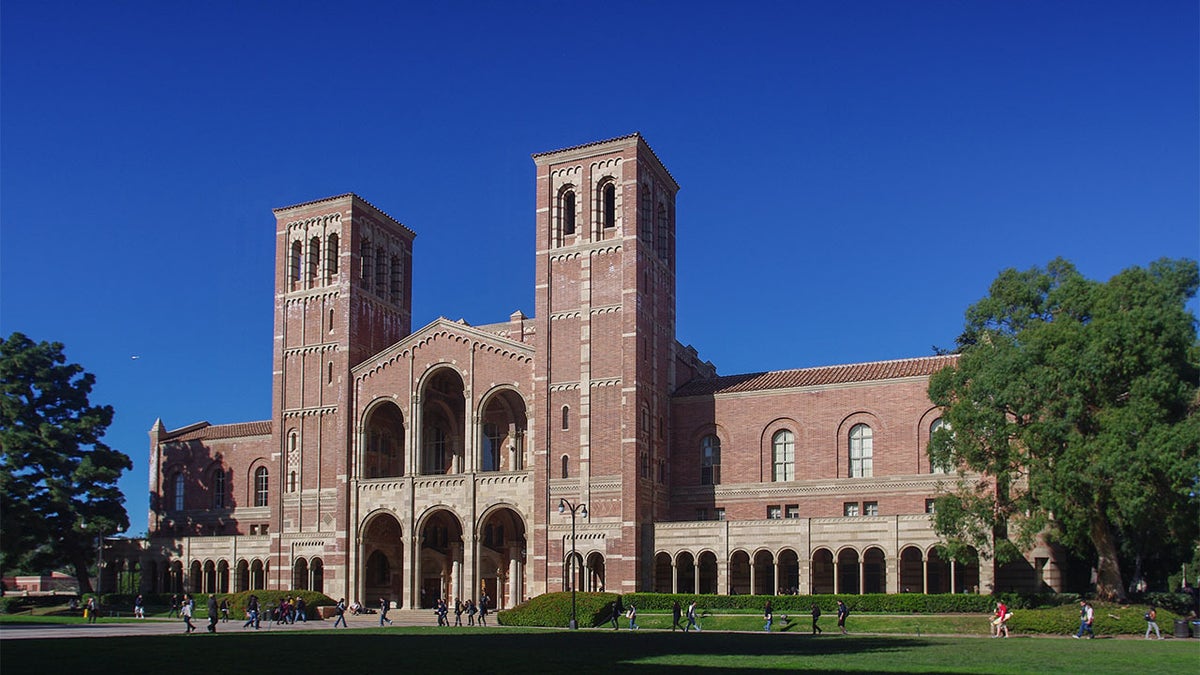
[326,233,339,280]
[360,239,372,289]
[849,424,873,478]
[559,189,576,237]
[701,434,721,485]
[656,204,668,260]
[254,467,269,507]
[308,237,320,285]
[640,185,652,242]
[289,471,297,493]
[389,255,401,304]
[290,241,303,288]
[561,405,569,431]
[601,181,616,229]
[374,246,386,295]
[561,454,569,479]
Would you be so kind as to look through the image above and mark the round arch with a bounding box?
[360,397,406,479]
[361,509,404,607]
[416,366,466,475]
[476,504,528,608]
[476,386,529,473]
[416,506,464,608]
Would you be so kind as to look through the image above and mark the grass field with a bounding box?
[3,625,1196,674]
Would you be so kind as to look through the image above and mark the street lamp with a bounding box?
[558,498,587,629]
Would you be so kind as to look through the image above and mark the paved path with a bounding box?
[0,609,458,641]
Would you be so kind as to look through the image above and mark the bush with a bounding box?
[220,590,334,621]
[1006,602,1180,636]
[498,592,619,627]
[619,592,1000,614]
[0,597,28,615]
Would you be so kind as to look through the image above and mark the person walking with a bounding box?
[478,594,489,627]
[672,600,683,632]
[1145,605,1162,639]
[627,603,638,630]
[133,594,145,619]
[333,598,348,627]
[243,594,260,629]
[85,596,98,624]
[181,594,196,633]
[169,594,180,618]
[763,600,774,632]
[466,598,476,626]
[836,600,849,634]
[379,597,393,626]
[685,600,699,632]
[220,598,230,622]
[1073,600,1094,639]
[295,597,307,623]
[454,598,464,626]
[811,603,823,635]
[207,595,219,633]
[609,599,621,630]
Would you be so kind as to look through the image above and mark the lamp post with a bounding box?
[558,498,587,629]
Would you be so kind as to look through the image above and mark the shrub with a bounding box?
[498,592,619,627]
[619,592,1000,614]
[1006,602,1180,636]
[0,597,28,615]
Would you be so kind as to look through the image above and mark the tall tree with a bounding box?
[0,332,132,593]
[928,258,1199,602]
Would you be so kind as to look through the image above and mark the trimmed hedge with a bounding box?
[619,592,1009,614]
[498,592,620,627]
[1006,602,1181,636]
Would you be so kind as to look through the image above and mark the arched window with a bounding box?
[289,471,297,492]
[374,246,386,294]
[599,181,617,230]
[423,426,448,475]
[772,430,795,482]
[173,472,185,511]
[561,454,569,479]
[254,467,269,507]
[290,241,303,287]
[849,424,873,478]
[701,435,720,485]
[560,189,576,236]
[326,233,339,281]
[360,238,372,289]
[656,204,669,260]
[561,405,570,431]
[212,468,225,508]
[640,185,653,242]
[930,418,949,474]
[389,255,401,303]
[308,237,320,285]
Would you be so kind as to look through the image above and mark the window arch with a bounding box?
[559,188,577,238]
[374,245,386,295]
[289,471,297,493]
[290,240,303,287]
[701,434,721,485]
[212,468,225,508]
[561,454,569,479]
[640,185,653,242]
[389,255,401,303]
[561,405,569,431]
[360,238,372,289]
[254,467,269,507]
[173,472,185,511]
[326,233,339,281]
[849,424,873,478]
[772,430,795,482]
[656,203,669,260]
[308,236,320,285]
[598,179,617,232]
[929,418,949,474]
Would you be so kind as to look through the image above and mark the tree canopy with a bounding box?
[928,258,1199,602]
[0,332,132,592]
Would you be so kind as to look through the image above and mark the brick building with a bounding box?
[144,134,1063,608]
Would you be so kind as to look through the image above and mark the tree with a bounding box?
[928,258,1199,602]
[0,332,132,593]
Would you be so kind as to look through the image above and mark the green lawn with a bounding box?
[3,626,1196,674]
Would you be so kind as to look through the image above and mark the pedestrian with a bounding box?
[333,598,348,628]
[836,600,849,634]
[764,600,773,632]
[295,597,307,623]
[627,603,638,630]
[169,593,180,618]
[454,598,464,626]
[811,603,823,635]
[86,596,98,624]
[379,597,393,626]
[1073,600,1094,639]
[478,594,489,627]
[609,599,621,629]
[466,598,476,626]
[243,594,260,629]
[207,595,219,633]
[181,594,196,633]
[672,600,683,631]
[220,598,230,622]
[685,600,699,632]
[133,594,145,619]
[1145,605,1162,639]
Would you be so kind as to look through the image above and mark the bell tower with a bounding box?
[270,193,415,596]
[531,134,678,594]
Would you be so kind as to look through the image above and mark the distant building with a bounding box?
[143,134,1063,607]
[2,572,77,594]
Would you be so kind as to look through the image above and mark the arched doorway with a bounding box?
[478,389,528,472]
[837,548,861,594]
[778,549,800,595]
[585,552,605,592]
[311,558,324,593]
[653,552,672,593]
[216,560,230,593]
[698,551,718,595]
[676,552,696,594]
[250,559,265,590]
[899,546,924,593]
[189,561,202,593]
[362,400,405,478]
[863,547,886,594]
[169,560,184,593]
[811,549,834,594]
[362,512,404,606]
[478,506,528,608]
[420,369,466,475]
[753,550,774,595]
[729,550,751,595]
[293,558,309,590]
[235,560,250,592]
[564,550,584,592]
[418,508,464,607]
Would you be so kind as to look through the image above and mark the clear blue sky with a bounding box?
[2,1,1196,536]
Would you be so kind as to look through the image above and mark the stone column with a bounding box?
[922,557,929,594]
[671,560,678,594]
[832,560,839,594]
[859,559,865,595]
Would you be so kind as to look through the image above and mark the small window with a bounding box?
[374,246,386,295]
[925,499,937,514]
[785,504,799,519]
[290,241,303,286]
[849,424,873,478]
[700,434,721,485]
[560,189,576,236]
[843,502,860,517]
[640,406,650,436]
[326,233,339,280]
[640,185,653,242]
[173,472,185,511]
[640,452,649,479]
[602,182,616,228]
[767,505,782,520]
[212,469,225,508]
[308,237,320,284]
[714,508,726,521]
[657,459,666,484]
[695,508,708,521]
[328,308,334,333]
[260,524,269,536]
[561,405,570,431]
[656,204,668,260]
[864,501,879,516]
[327,362,333,383]
[254,467,269,507]
[360,239,372,289]
[389,255,401,304]
[289,471,297,493]
[561,454,569,479]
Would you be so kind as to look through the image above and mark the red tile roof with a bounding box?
[673,354,959,397]
[167,421,273,442]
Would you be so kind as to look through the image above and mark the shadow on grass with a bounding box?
[1,629,949,674]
